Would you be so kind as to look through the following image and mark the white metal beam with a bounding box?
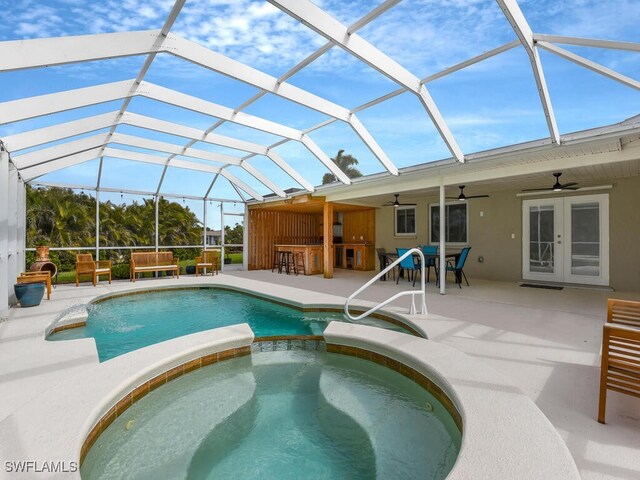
[1,111,313,191]
[219,170,263,201]
[0,80,135,125]
[119,114,315,192]
[533,34,640,52]
[121,112,268,155]
[100,0,187,199]
[102,147,221,174]
[167,34,351,121]
[349,113,398,175]
[267,0,464,162]
[265,150,315,192]
[240,162,286,197]
[0,146,9,319]
[12,133,110,169]
[109,132,243,165]
[0,80,345,184]
[139,81,302,140]
[169,32,396,174]
[0,30,163,72]
[0,28,397,175]
[30,181,240,203]
[300,135,351,185]
[122,113,314,191]
[495,0,560,144]
[537,41,640,90]
[2,111,120,152]
[101,148,263,200]
[20,148,104,182]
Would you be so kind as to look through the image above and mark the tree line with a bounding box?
[26,186,220,272]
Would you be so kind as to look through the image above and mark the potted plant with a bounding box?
[224,251,232,265]
[14,282,46,307]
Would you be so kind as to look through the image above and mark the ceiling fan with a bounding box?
[522,172,579,192]
[383,194,416,207]
[447,185,489,201]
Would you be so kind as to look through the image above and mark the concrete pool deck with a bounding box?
[0,271,638,479]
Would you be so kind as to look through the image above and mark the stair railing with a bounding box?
[344,248,427,321]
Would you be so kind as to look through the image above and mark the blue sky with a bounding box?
[0,0,638,213]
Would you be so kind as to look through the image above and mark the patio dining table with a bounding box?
[379,250,462,283]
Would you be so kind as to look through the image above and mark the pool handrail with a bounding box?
[344,248,427,321]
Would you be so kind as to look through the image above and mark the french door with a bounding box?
[522,194,609,286]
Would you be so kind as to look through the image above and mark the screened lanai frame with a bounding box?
[1,0,639,319]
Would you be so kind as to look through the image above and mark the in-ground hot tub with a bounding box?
[81,341,461,480]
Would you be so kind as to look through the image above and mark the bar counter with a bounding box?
[274,244,324,275]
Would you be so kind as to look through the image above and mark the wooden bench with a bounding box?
[130,251,179,282]
[16,271,52,300]
[598,299,640,423]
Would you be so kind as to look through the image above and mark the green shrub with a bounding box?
[111,263,130,280]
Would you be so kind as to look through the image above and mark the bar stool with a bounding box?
[292,252,305,276]
[279,251,293,274]
[272,249,281,273]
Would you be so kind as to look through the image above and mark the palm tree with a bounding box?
[322,149,363,184]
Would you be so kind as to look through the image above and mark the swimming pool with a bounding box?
[81,347,461,479]
[48,288,415,361]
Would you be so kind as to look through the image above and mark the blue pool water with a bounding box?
[81,348,461,479]
[48,288,413,361]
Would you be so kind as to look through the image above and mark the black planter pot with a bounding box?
[224,258,232,265]
[186,265,196,275]
[14,282,45,307]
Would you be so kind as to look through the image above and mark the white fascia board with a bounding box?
[537,41,640,90]
[0,80,135,125]
[532,34,640,52]
[241,162,286,197]
[110,132,242,165]
[20,148,103,182]
[139,81,302,140]
[102,147,220,174]
[166,34,351,122]
[2,111,120,152]
[219,170,264,201]
[349,114,398,173]
[300,134,351,185]
[495,0,559,144]
[12,133,110,169]
[121,112,269,155]
[267,0,464,162]
[265,151,315,192]
[0,30,163,72]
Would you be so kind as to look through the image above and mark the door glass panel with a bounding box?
[529,205,555,273]
[571,202,600,276]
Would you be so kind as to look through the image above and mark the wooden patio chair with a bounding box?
[598,299,640,423]
[17,271,52,300]
[75,253,112,287]
[195,250,219,276]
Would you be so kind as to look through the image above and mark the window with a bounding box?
[430,203,468,244]
[395,206,416,236]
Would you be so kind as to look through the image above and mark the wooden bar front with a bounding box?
[274,245,324,275]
